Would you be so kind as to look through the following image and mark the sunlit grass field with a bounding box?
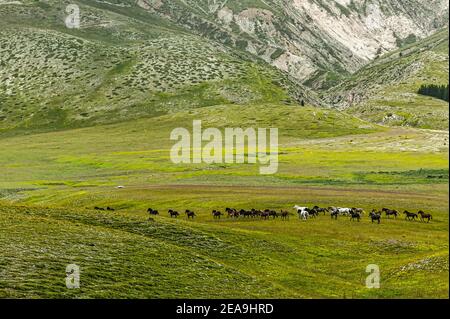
[0,104,448,298]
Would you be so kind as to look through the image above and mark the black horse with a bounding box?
[370,211,381,224]
[168,209,179,218]
[349,211,361,222]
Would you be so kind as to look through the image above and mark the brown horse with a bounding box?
[313,206,329,215]
[148,208,159,215]
[330,210,339,220]
[226,208,237,218]
[403,210,417,221]
[212,210,223,219]
[252,210,261,218]
[242,210,252,218]
[260,211,270,220]
[382,208,398,219]
[185,210,196,219]
[349,211,361,222]
[307,208,318,218]
[267,210,278,219]
[168,209,179,218]
[280,210,290,220]
[418,210,432,223]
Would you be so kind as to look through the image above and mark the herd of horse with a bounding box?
[142,205,434,223]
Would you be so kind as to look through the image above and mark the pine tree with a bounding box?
[417,84,449,102]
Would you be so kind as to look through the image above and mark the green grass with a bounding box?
[0,104,448,298]
[0,1,448,299]
[0,189,447,298]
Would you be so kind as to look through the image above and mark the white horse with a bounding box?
[337,207,352,216]
[293,205,309,220]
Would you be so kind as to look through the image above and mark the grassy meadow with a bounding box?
[0,103,448,298]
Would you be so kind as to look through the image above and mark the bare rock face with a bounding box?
[136,0,162,10]
[135,0,449,87]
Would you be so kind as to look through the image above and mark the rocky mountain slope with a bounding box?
[135,0,449,88]
[0,0,448,134]
[326,28,449,129]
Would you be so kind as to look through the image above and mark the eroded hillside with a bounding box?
[0,0,448,133]
[134,0,449,88]
[326,28,449,129]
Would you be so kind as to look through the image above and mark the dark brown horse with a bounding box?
[403,210,417,221]
[313,206,329,215]
[330,210,339,220]
[212,210,223,219]
[168,209,179,218]
[382,208,398,219]
[370,211,381,224]
[226,208,237,218]
[260,211,270,220]
[148,208,159,215]
[252,210,260,218]
[267,210,278,219]
[242,210,252,218]
[307,208,318,218]
[185,210,196,219]
[418,210,432,222]
[280,210,290,220]
[349,211,361,222]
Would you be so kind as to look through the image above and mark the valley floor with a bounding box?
[0,105,448,298]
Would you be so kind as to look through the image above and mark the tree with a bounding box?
[417,84,449,102]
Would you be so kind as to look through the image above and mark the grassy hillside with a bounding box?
[0,202,448,299]
[326,29,449,130]
[0,0,448,300]
[0,103,448,298]
[0,0,311,135]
